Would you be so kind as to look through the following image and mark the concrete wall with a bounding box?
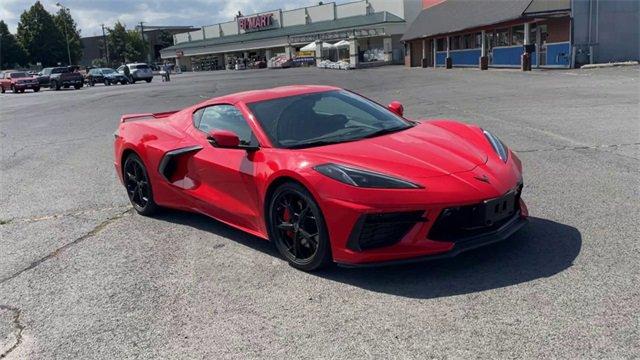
[203,25,220,39]
[175,33,190,44]
[282,8,306,27]
[306,3,335,23]
[572,0,640,64]
[336,1,368,18]
[220,21,238,36]
[189,29,204,41]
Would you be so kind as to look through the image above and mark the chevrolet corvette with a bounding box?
[113,85,528,271]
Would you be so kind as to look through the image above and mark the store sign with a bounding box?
[238,13,274,31]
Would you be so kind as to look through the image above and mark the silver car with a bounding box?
[117,63,154,83]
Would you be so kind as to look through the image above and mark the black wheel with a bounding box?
[74,84,81,89]
[33,87,40,92]
[145,78,152,83]
[11,85,17,93]
[19,89,25,93]
[268,182,332,271]
[123,153,159,216]
[1,86,5,93]
[54,81,61,90]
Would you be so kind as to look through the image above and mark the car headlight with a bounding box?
[314,163,422,189]
[483,130,508,162]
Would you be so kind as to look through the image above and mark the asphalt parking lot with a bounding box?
[1,65,638,359]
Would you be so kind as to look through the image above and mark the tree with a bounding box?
[16,1,66,66]
[54,7,83,64]
[158,30,174,49]
[107,22,128,63]
[124,30,146,63]
[0,20,27,69]
[91,58,107,67]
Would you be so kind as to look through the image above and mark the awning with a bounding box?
[334,40,350,48]
[300,41,336,51]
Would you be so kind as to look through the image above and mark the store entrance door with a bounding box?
[410,41,423,67]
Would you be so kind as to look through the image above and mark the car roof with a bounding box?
[212,85,341,104]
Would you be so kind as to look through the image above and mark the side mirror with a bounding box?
[208,130,240,148]
[387,101,404,117]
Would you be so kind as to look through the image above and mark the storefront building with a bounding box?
[402,0,639,70]
[160,0,422,70]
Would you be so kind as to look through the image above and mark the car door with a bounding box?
[186,104,263,232]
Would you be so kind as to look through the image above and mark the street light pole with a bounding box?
[56,2,72,66]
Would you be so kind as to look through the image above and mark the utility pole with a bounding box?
[139,21,150,63]
[56,2,72,66]
[101,24,110,64]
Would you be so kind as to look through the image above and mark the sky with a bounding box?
[1,0,352,37]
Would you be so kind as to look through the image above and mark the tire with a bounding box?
[63,85,69,89]
[123,153,159,216]
[11,85,17,93]
[54,81,61,91]
[89,79,94,86]
[1,86,5,93]
[74,84,81,89]
[267,182,332,271]
[33,87,40,92]
[120,80,127,85]
[132,80,136,84]
[104,79,110,86]
[19,89,25,93]
[145,78,152,83]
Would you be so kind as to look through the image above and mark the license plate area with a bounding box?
[482,191,516,226]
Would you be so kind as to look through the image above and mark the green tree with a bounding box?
[124,30,146,62]
[16,1,66,66]
[107,22,128,63]
[54,7,83,64]
[157,30,174,49]
[0,20,28,69]
[91,58,107,67]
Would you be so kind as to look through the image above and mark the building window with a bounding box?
[437,38,445,51]
[495,28,510,47]
[451,36,461,50]
[512,25,525,45]
[475,32,482,48]
[462,34,473,49]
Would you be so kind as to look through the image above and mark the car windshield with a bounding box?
[134,64,149,69]
[101,69,116,74]
[52,68,70,74]
[247,90,413,149]
[10,72,28,78]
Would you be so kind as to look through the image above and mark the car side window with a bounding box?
[194,105,255,146]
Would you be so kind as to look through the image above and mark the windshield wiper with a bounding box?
[286,140,344,149]
[361,126,410,139]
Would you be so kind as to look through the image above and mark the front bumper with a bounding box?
[14,83,39,89]
[338,211,528,267]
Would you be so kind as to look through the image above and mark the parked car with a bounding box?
[0,71,40,93]
[113,85,527,271]
[38,67,84,90]
[86,68,128,86]
[117,63,153,83]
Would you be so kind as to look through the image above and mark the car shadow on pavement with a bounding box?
[156,212,581,299]
[319,217,582,299]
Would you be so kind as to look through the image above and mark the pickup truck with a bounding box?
[39,67,84,90]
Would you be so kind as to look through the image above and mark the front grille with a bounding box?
[429,184,523,242]
[347,211,425,251]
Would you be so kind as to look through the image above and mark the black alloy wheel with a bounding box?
[268,182,332,271]
[123,154,159,216]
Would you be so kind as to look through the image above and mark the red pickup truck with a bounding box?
[0,71,40,93]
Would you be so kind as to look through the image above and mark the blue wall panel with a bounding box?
[436,52,446,66]
[546,42,571,67]
[450,49,481,65]
[492,46,522,66]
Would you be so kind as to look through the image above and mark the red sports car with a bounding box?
[113,85,528,271]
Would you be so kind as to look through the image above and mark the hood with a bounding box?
[301,122,488,179]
